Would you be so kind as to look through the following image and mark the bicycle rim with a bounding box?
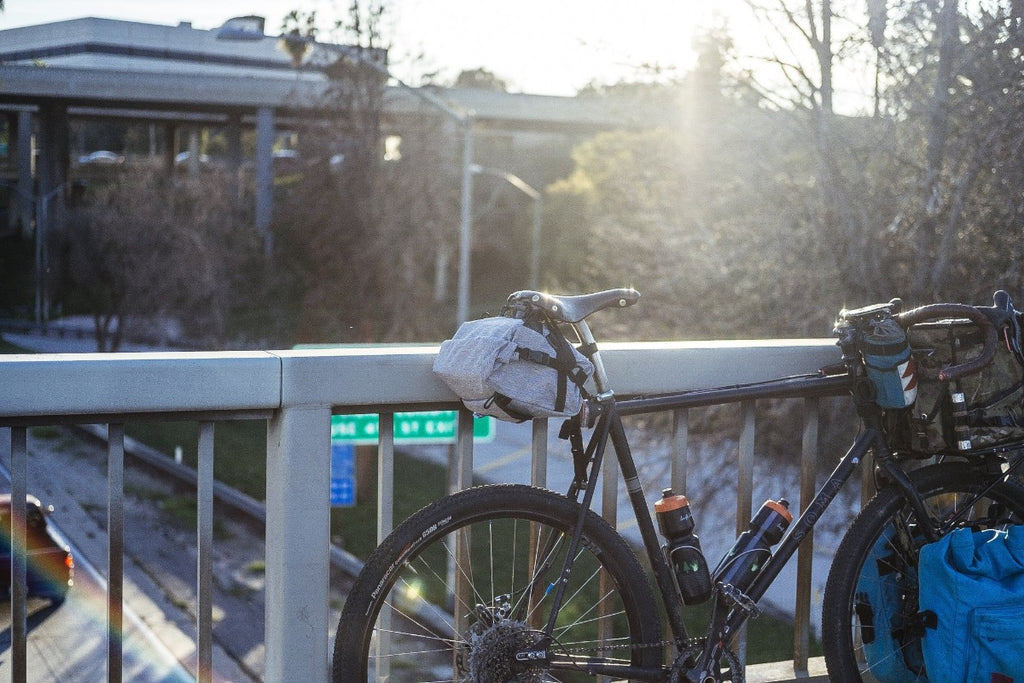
[333,484,662,682]
[821,462,1024,682]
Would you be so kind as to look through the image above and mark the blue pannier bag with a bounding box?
[855,525,926,682]
[918,526,1024,683]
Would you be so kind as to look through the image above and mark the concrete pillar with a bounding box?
[35,103,70,324]
[186,128,201,176]
[265,405,332,683]
[226,112,242,207]
[255,107,275,256]
[15,110,34,238]
[162,124,176,175]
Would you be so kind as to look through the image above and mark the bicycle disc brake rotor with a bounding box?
[465,619,543,683]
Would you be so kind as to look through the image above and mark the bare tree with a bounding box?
[737,0,1023,302]
[61,169,258,350]
[276,2,463,342]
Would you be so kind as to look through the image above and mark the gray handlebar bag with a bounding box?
[433,316,594,422]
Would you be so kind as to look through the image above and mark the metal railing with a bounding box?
[0,339,844,682]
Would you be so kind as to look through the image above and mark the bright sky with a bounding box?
[0,0,754,96]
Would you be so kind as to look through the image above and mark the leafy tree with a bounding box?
[546,98,835,340]
[547,0,1022,343]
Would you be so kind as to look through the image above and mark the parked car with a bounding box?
[77,150,125,165]
[0,494,74,604]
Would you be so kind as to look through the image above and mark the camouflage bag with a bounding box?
[888,320,1024,454]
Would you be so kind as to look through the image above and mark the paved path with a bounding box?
[0,427,259,682]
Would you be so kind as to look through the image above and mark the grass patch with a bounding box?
[244,559,266,574]
[29,425,62,439]
[330,449,458,560]
[676,599,822,664]
[161,495,232,540]
[124,482,164,502]
[125,420,267,500]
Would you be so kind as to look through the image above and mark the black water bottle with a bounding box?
[714,498,793,595]
[655,488,712,605]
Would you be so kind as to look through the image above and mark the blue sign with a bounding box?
[330,443,356,507]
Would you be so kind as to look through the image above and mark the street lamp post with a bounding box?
[219,30,477,327]
[469,165,543,291]
[312,44,477,325]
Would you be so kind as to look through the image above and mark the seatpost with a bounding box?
[573,319,611,395]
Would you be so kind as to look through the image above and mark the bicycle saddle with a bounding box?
[506,288,640,323]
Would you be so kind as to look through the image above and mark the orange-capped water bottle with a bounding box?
[655,488,712,605]
[713,498,793,596]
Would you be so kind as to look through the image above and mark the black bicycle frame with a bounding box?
[536,374,847,679]
[541,366,1014,679]
[542,370,888,679]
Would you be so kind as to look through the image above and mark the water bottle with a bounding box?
[714,498,793,596]
[655,488,712,605]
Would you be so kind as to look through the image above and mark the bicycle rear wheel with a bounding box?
[333,483,663,682]
[821,462,1024,682]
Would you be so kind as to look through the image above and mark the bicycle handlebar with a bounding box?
[895,303,1000,382]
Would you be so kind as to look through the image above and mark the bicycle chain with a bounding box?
[556,635,741,681]
[558,636,674,655]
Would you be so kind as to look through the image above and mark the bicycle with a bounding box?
[333,288,1024,682]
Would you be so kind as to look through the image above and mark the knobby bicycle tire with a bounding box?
[821,462,1024,682]
[333,483,663,682]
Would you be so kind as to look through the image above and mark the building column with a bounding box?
[226,112,242,208]
[186,128,201,176]
[162,124,176,175]
[255,107,275,256]
[15,110,34,238]
[35,103,70,324]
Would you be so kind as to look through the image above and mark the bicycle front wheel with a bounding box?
[821,462,1024,682]
[333,483,663,682]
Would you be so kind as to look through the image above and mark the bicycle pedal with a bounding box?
[718,582,762,617]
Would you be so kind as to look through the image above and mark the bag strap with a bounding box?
[512,321,589,414]
[486,394,532,422]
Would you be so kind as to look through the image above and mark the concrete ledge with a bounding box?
[746,656,829,682]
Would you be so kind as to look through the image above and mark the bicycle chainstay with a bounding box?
[548,635,742,682]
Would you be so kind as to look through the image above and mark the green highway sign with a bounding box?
[331,410,495,445]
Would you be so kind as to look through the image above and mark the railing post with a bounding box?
[266,405,332,683]
[671,409,688,495]
[108,423,125,683]
[794,397,819,673]
[451,408,476,674]
[454,407,475,492]
[197,421,215,683]
[374,412,395,682]
[10,426,27,683]
[531,417,548,488]
[735,400,756,667]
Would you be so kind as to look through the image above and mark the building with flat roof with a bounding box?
[0,15,646,323]
[1,16,638,238]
